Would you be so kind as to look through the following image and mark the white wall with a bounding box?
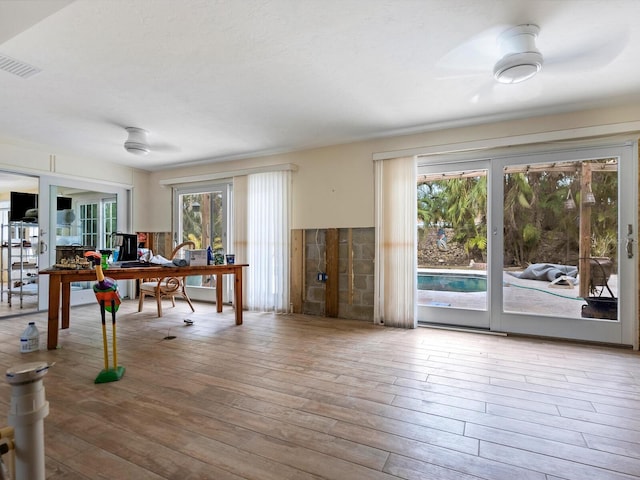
[0,140,150,231]
[0,142,135,185]
[148,102,640,231]
[2,101,640,233]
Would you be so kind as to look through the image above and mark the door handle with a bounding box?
[626,238,634,259]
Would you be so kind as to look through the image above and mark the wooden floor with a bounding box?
[0,300,639,479]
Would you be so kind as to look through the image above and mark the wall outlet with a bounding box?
[317,272,328,282]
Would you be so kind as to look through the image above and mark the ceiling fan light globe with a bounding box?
[124,127,150,155]
[124,143,150,155]
[493,51,543,84]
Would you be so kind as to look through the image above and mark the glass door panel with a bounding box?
[502,158,618,320]
[37,177,130,309]
[416,142,636,347]
[493,143,636,346]
[175,184,229,302]
[417,161,490,329]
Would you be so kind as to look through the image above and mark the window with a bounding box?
[78,197,117,249]
[180,192,224,251]
[79,203,98,247]
[103,199,117,248]
[174,183,230,296]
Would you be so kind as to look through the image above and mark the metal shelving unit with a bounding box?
[1,221,38,308]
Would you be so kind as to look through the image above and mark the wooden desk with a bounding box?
[40,263,248,350]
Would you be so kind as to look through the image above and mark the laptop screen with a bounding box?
[117,234,139,261]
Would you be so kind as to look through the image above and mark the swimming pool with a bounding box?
[417,272,487,293]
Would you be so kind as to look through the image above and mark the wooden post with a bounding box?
[325,228,339,317]
[579,162,592,299]
[290,229,304,313]
[347,228,353,305]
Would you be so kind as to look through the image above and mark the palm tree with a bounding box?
[445,176,487,259]
[417,174,487,261]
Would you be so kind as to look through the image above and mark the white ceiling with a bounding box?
[1,0,640,172]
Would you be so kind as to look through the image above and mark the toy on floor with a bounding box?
[85,252,125,383]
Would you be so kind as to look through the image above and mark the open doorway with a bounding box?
[0,171,40,317]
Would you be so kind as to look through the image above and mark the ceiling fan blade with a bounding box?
[149,141,181,153]
[435,25,509,79]
[470,77,542,105]
[543,29,629,74]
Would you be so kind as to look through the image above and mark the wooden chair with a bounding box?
[137,241,196,317]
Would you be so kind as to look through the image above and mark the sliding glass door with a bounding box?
[493,144,636,345]
[173,182,231,302]
[417,141,637,347]
[417,160,490,329]
[38,177,131,308]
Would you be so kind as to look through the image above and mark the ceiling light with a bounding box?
[493,24,543,84]
[494,52,543,84]
[124,127,150,155]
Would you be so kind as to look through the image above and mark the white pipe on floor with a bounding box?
[5,362,50,480]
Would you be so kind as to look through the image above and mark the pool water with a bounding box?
[418,273,487,293]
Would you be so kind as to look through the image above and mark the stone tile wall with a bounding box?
[303,227,374,321]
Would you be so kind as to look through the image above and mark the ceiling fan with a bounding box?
[436,22,628,85]
[124,127,151,155]
[123,126,179,156]
[493,24,543,84]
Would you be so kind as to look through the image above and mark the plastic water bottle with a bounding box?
[20,322,39,353]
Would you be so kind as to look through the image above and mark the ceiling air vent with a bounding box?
[0,54,41,79]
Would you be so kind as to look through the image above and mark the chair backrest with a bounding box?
[170,241,196,260]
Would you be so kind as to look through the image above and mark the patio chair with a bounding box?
[588,257,613,296]
[137,241,196,317]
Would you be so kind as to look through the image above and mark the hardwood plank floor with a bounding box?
[0,300,639,479]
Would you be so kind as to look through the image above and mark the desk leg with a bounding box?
[216,273,223,313]
[235,267,243,325]
[61,282,71,329]
[47,275,61,350]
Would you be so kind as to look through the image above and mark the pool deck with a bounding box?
[418,269,618,318]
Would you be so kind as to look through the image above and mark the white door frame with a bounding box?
[172,181,232,303]
[491,142,637,348]
[417,138,638,348]
[417,159,492,329]
[38,176,132,309]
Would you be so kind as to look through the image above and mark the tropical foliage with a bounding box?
[418,159,618,267]
[181,193,224,250]
[418,174,487,260]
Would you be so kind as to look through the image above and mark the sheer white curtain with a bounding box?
[246,171,291,312]
[374,156,417,328]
